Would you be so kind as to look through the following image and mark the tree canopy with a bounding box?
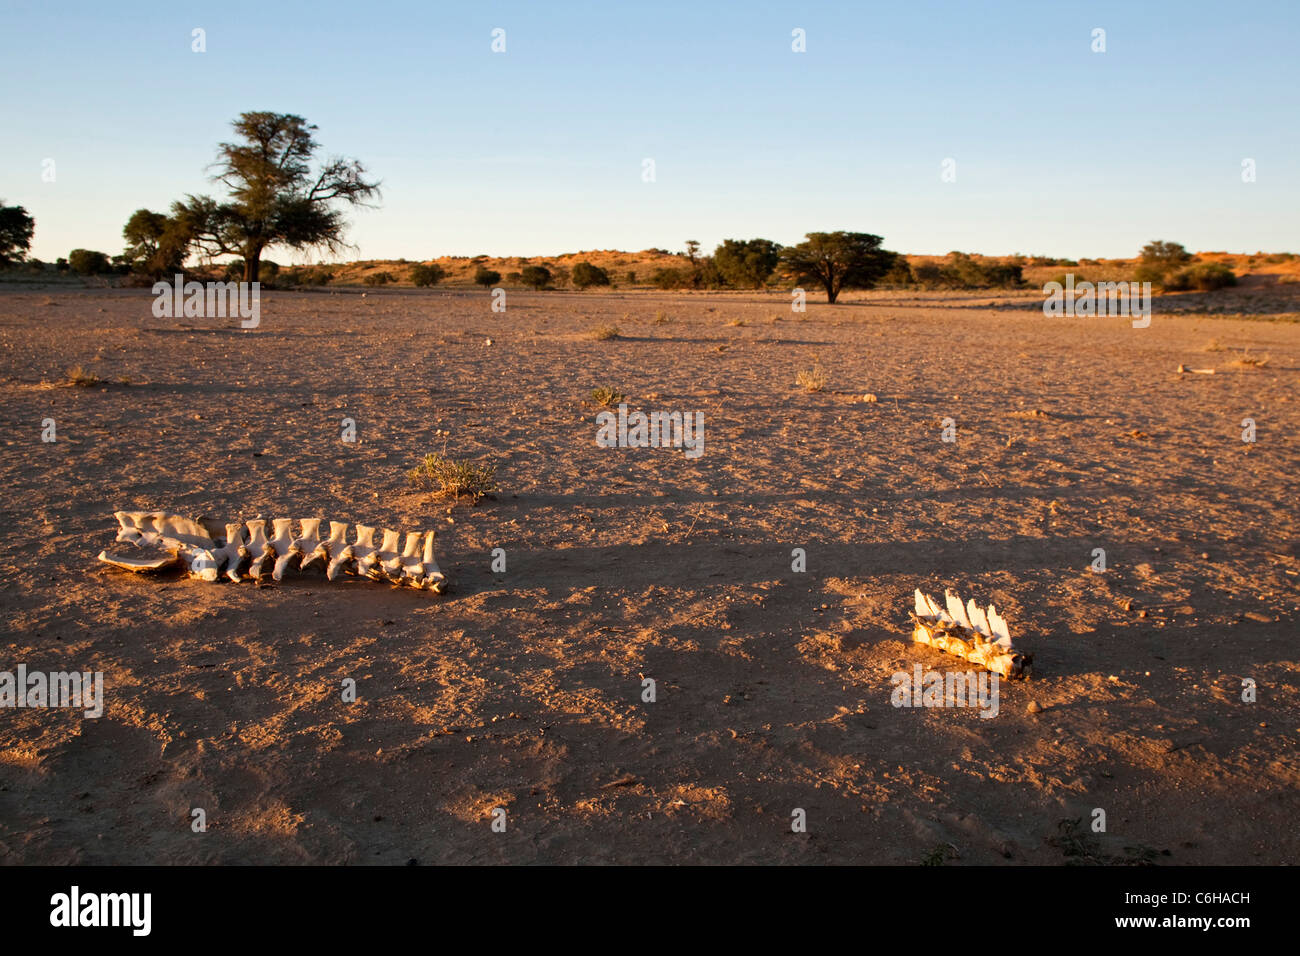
[0,202,35,266]
[713,238,782,289]
[174,112,380,282]
[779,231,897,303]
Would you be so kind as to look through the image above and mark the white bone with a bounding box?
[323,521,353,580]
[99,512,448,595]
[419,531,444,591]
[376,528,405,580]
[245,520,272,580]
[945,589,970,629]
[213,522,249,582]
[909,589,1027,678]
[294,518,327,572]
[987,606,1012,648]
[351,524,380,578]
[269,518,299,581]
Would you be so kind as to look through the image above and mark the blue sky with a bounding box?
[2,0,1297,263]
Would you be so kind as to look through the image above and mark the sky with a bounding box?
[2,0,1297,263]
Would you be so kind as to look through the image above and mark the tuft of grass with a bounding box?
[652,310,670,325]
[407,453,498,503]
[590,386,625,407]
[1230,351,1270,368]
[590,324,620,341]
[795,360,829,392]
[727,318,747,327]
[65,365,101,387]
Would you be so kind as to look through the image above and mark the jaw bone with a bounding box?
[909,588,1031,679]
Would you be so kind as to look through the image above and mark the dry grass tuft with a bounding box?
[590,324,620,341]
[590,386,625,407]
[65,365,101,387]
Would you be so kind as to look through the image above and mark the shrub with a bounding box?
[880,258,915,287]
[410,263,446,287]
[590,386,625,407]
[652,267,691,289]
[407,453,498,503]
[590,324,620,340]
[521,265,550,290]
[796,360,829,392]
[363,272,393,287]
[571,261,611,289]
[713,238,782,288]
[68,249,110,275]
[474,266,502,287]
[625,270,637,284]
[65,365,101,387]
[1187,262,1237,291]
[505,271,523,284]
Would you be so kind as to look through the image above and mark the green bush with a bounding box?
[363,271,393,287]
[410,263,446,287]
[521,265,551,290]
[474,266,502,287]
[68,249,111,275]
[571,261,611,289]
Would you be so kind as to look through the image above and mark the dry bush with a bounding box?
[407,453,498,502]
[796,360,829,392]
[590,324,620,341]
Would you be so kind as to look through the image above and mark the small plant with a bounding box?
[652,310,670,325]
[727,318,747,327]
[590,386,625,407]
[410,263,445,287]
[796,360,828,392]
[65,365,101,387]
[590,324,620,341]
[407,452,498,503]
[363,271,393,287]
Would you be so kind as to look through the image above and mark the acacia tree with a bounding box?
[122,209,192,278]
[779,231,897,303]
[175,112,380,282]
[0,202,35,266]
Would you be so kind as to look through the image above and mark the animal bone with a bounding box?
[376,528,405,580]
[910,588,1031,679]
[294,519,327,572]
[244,520,273,581]
[350,524,380,578]
[268,518,299,581]
[323,521,353,580]
[98,512,446,592]
[101,510,220,581]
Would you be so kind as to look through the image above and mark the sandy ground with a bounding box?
[0,284,1297,865]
